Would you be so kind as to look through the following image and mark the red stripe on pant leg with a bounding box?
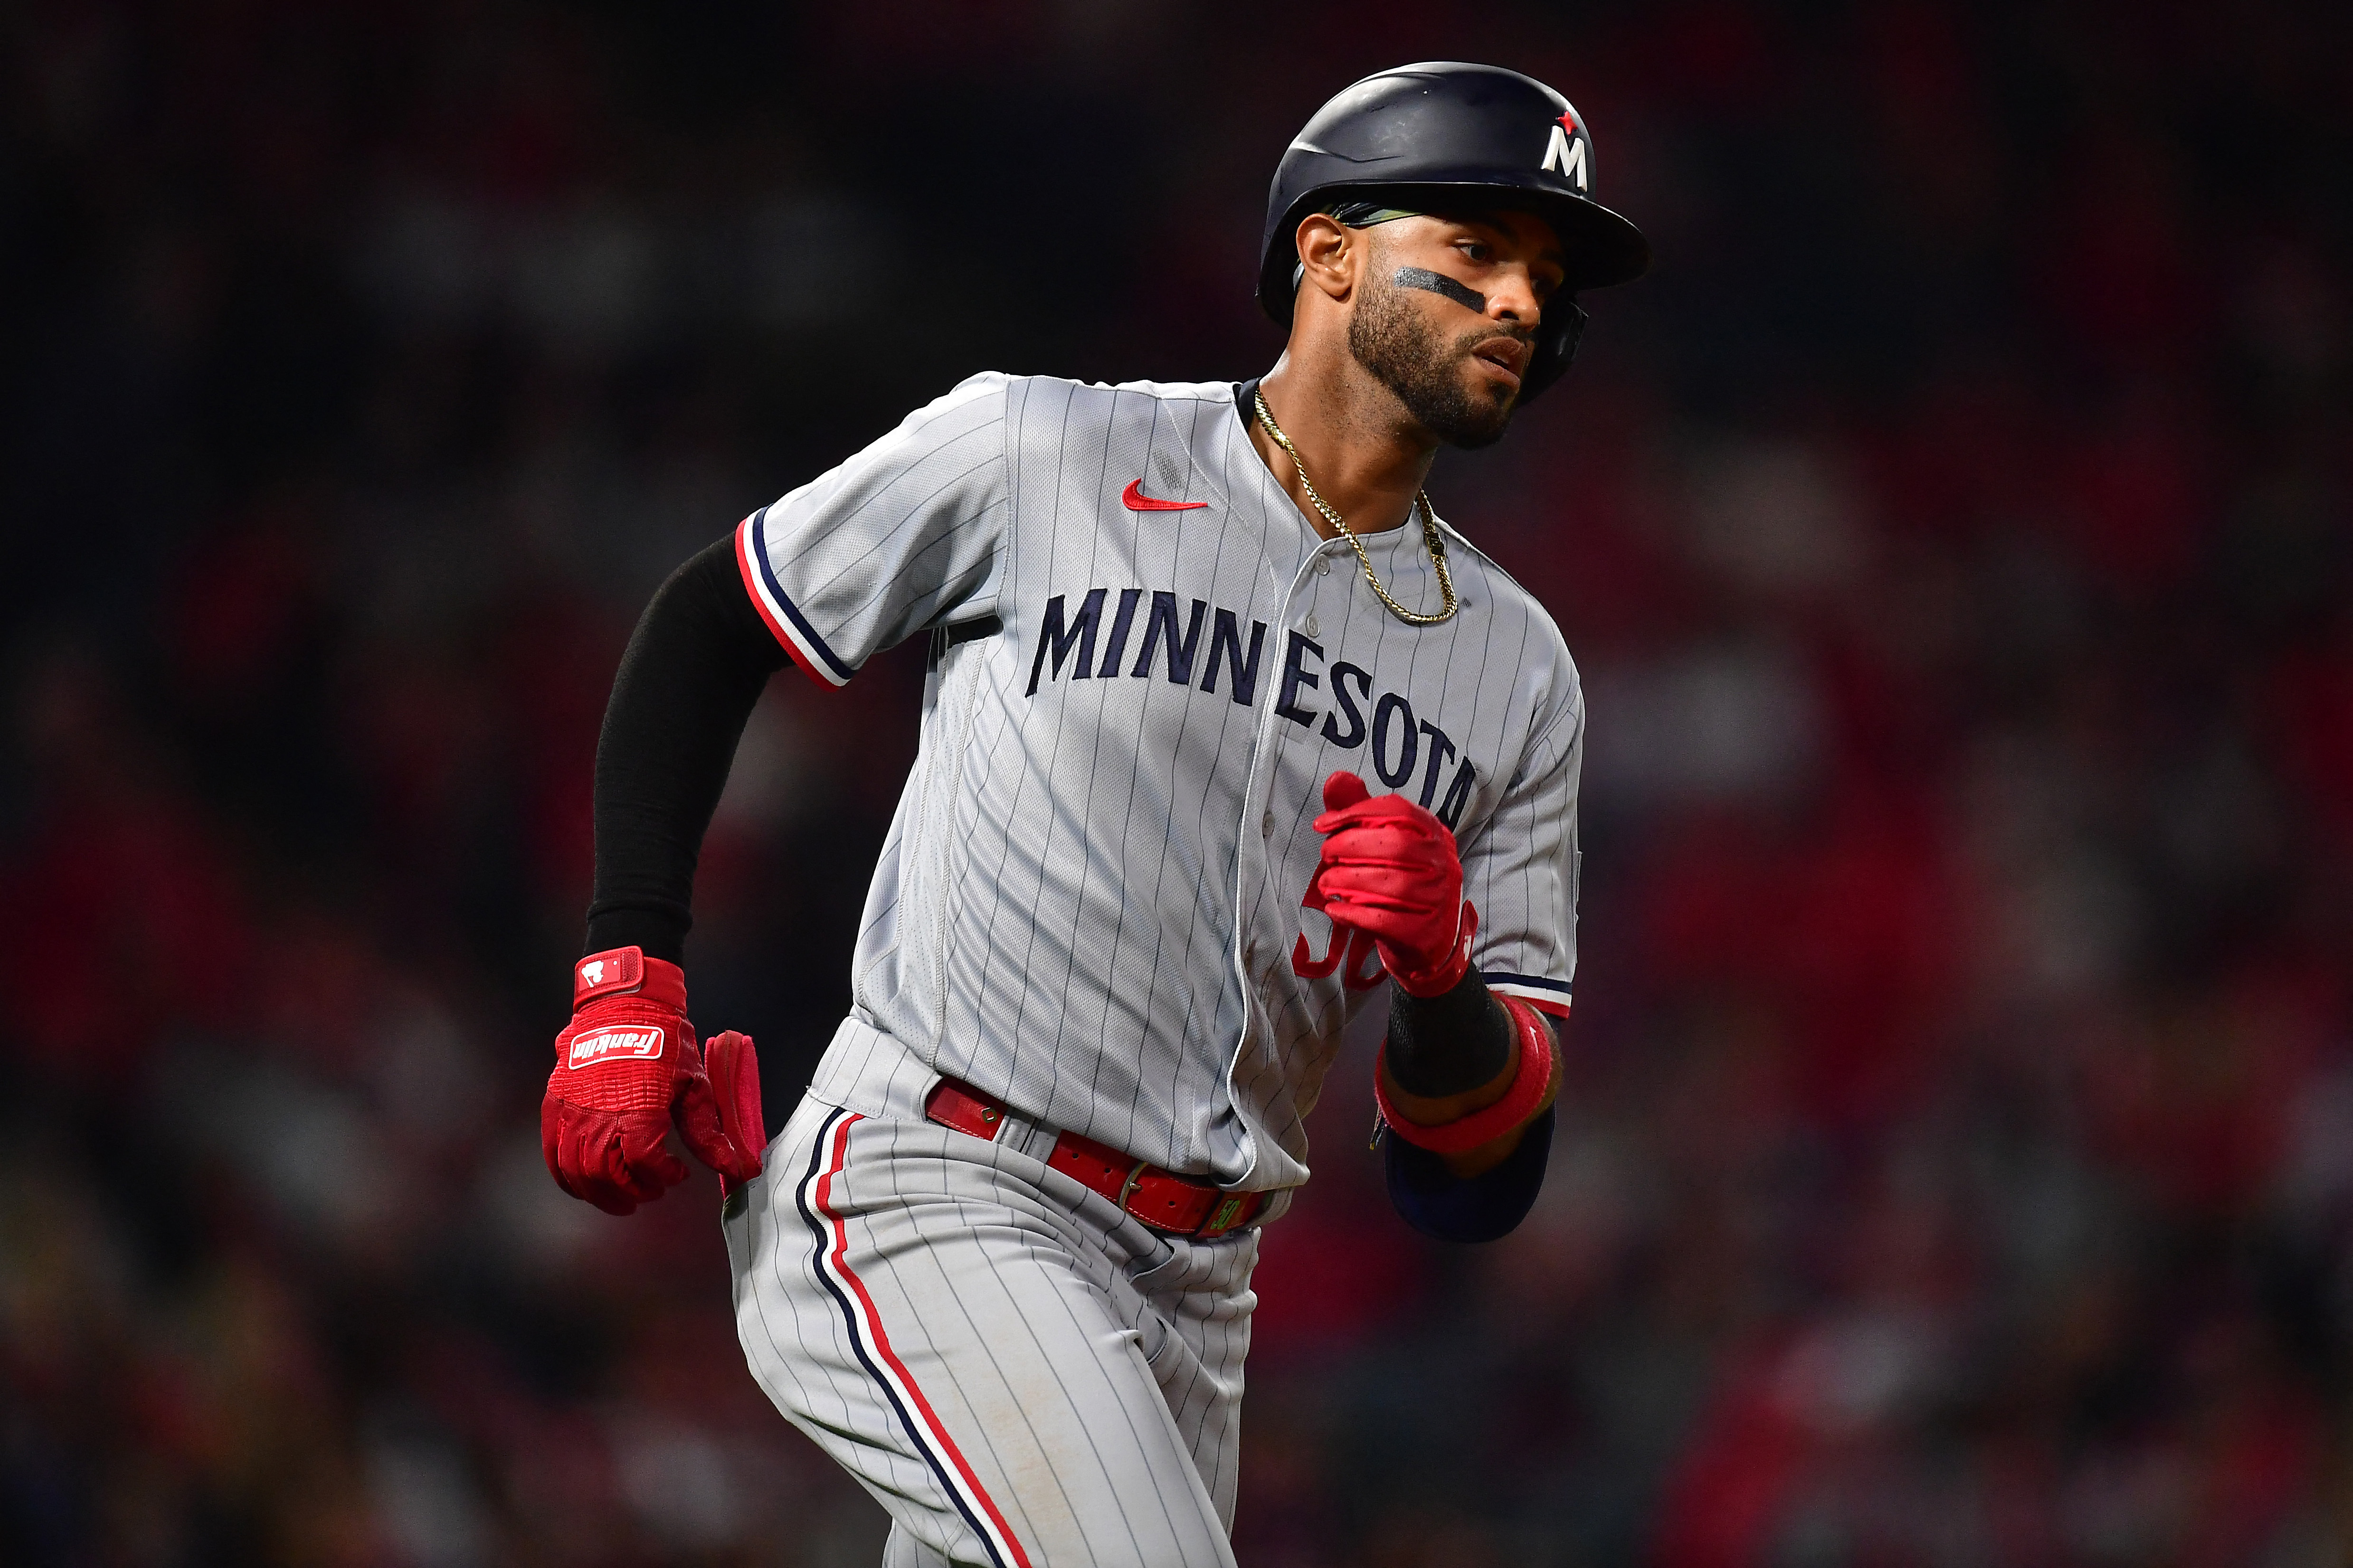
[816,1115,1035,1568]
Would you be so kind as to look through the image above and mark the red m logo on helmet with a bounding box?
[1542,109,1589,191]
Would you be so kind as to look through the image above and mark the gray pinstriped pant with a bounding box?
[723,1053,1259,1567]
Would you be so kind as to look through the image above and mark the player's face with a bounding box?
[1347,211,1567,450]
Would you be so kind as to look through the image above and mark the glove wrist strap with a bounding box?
[1387,902,1479,999]
[572,946,688,1012]
[1376,993,1557,1154]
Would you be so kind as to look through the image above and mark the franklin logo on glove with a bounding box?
[567,1027,664,1067]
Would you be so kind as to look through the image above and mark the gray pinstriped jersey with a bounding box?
[736,373,1583,1193]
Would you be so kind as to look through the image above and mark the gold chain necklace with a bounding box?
[1252,389,1457,627]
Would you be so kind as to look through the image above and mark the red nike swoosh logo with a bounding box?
[1122,479,1207,511]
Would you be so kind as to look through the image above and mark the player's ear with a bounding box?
[1294,214,1357,305]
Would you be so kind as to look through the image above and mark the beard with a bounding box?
[1347,268,1525,450]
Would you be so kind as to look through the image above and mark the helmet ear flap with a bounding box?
[1518,297,1586,404]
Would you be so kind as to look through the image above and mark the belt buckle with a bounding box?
[1115,1158,1151,1213]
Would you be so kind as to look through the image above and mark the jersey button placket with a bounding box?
[1235,564,1307,1029]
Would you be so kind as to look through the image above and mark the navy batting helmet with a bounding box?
[1259,62,1650,401]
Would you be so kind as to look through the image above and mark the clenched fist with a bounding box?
[543,947,765,1214]
[1310,771,1477,997]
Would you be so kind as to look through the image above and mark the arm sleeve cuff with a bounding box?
[1383,1105,1554,1244]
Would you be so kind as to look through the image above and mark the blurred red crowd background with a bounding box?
[5,2,2352,1564]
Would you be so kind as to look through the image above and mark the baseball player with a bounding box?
[541,63,1647,1567]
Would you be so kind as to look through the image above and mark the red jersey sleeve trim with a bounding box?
[734,510,853,689]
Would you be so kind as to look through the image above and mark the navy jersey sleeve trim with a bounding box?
[1480,971,1571,992]
[738,507,860,685]
[1481,971,1572,1001]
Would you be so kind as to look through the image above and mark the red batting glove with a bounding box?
[702,1029,767,1202]
[543,947,764,1214]
[1310,771,1477,997]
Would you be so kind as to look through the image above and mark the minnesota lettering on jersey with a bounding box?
[1025,587,1479,831]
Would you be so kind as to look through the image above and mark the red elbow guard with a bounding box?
[1374,994,1560,1155]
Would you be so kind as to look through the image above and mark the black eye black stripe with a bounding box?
[1393,266,1488,314]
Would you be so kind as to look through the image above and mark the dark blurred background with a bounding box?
[6,1,2353,1563]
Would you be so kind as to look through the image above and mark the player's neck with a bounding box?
[1251,355,1436,540]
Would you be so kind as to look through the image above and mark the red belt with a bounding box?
[924,1078,1265,1240]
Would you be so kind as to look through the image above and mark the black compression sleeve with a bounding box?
[584,537,788,962]
[1385,972,1515,1097]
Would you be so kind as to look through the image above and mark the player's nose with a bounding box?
[1485,267,1544,326]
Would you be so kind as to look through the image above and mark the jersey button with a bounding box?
[1261,811,1275,836]
[1305,614,1320,638]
